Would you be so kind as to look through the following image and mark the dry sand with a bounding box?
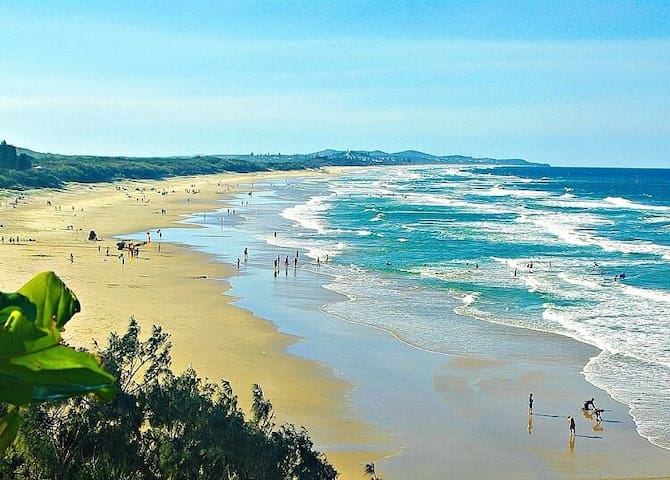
[0,172,388,479]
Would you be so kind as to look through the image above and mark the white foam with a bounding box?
[480,184,550,198]
[604,196,670,212]
[517,214,591,246]
[515,211,670,259]
[303,241,348,261]
[584,352,670,450]
[461,292,479,305]
[281,195,331,234]
[558,272,603,290]
[621,284,670,303]
[542,307,605,350]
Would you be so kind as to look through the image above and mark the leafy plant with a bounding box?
[0,271,116,453]
[3,318,337,479]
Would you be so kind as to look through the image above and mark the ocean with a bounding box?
[154,164,670,453]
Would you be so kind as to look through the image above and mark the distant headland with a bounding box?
[0,140,548,190]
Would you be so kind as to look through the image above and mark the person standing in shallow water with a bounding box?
[568,416,576,436]
[528,393,533,414]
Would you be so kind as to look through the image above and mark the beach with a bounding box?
[2,170,669,479]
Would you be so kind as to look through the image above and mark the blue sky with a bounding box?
[1,1,668,167]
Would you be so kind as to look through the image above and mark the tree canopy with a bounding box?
[1,317,338,479]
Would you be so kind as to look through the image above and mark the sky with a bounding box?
[1,1,669,167]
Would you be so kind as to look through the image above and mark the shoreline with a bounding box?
[0,172,390,478]
[180,174,669,479]
[2,171,669,479]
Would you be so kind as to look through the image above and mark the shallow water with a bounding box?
[143,164,670,454]
[240,165,670,451]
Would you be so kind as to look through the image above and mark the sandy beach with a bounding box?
[0,172,388,478]
[2,171,669,479]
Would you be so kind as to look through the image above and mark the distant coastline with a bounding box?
[0,140,547,190]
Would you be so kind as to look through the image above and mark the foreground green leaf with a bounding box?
[0,271,116,452]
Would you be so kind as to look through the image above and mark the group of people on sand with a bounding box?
[528,393,606,440]
[2,236,36,243]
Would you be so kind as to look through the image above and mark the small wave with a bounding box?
[281,195,331,234]
[480,185,550,198]
[304,241,348,261]
[517,212,670,259]
[519,215,591,246]
[604,196,670,212]
[558,272,603,290]
[542,307,604,350]
[584,352,670,451]
[620,284,670,304]
[524,276,542,293]
[461,292,479,305]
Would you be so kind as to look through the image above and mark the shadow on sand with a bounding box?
[533,413,563,418]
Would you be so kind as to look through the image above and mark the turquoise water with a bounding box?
[148,164,670,452]
[269,165,670,451]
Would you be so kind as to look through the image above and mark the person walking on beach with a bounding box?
[567,416,576,436]
[528,393,533,414]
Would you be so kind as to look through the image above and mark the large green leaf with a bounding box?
[0,271,116,406]
[17,270,81,330]
[0,345,116,403]
[0,271,79,359]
